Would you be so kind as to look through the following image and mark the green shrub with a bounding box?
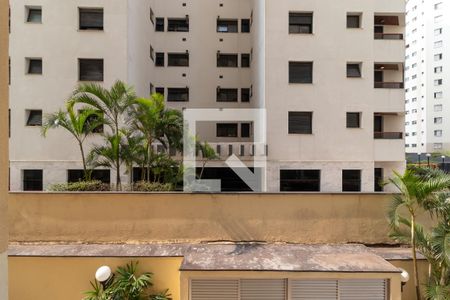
[132,181,173,192]
[48,180,110,192]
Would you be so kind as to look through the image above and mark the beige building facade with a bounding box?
[8,0,405,192]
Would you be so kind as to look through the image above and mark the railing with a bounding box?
[374,82,404,89]
[374,132,403,139]
[157,142,267,158]
[374,33,403,40]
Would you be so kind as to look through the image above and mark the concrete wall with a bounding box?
[0,0,9,296]
[8,192,425,244]
[9,257,182,300]
[390,260,429,300]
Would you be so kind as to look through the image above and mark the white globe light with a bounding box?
[95,266,112,282]
[399,268,410,283]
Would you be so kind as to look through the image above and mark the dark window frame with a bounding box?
[217,123,238,138]
[23,169,43,191]
[155,52,165,67]
[280,170,321,192]
[79,8,104,30]
[167,52,189,67]
[27,58,42,75]
[347,63,362,78]
[289,12,313,34]
[289,61,313,84]
[241,53,251,68]
[342,170,361,192]
[241,88,251,102]
[347,14,361,28]
[217,19,239,33]
[241,19,251,33]
[67,169,111,184]
[167,88,189,102]
[288,112,313,134]
[167,18,189,32]
[217,88,238,102]
[346,112,361,128]
[241,123,251,138]
[26,7,42,23]
[217,53,239,68]
[26,109,42,126]
[155,17,165,31]
[79,58,104,81]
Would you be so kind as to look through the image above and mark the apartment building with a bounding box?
[9,0,405,192]
[405,0,450,154]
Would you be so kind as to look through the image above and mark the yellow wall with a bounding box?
[9,193,425,244]
[390,260,430,300]
[9,257,183,300]
[0,0,9,297]
[180,271,402,300]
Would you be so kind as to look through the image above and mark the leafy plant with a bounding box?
[132,181,173,192]
[42,101,103,181]
[84,261,171,300]
[47,180,109,192]
[388,168,450,300]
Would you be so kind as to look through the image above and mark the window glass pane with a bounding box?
[167,88,189,102]
[347,64,361,77]
[289,112,312,134]
[241,19,250,33]
[155,18,164,31]
[241,54,250,68]
[241,88,250,102]
[217,124,238,137]
[217,54,238,67]
[289,12,313,33]
[168,18,189,32]
[23,170,43,191]
[289,62,313,83]
[346,113,360,128]
[241,123,251,138]
[155,52,165,67]
[347,15,360,28]
[27,8,42,23]
[217,19,238,33]
[79,8,103,30]
[79,59,103,81]
[217,88,238,102]
[68,169,110,183]
[342,170,361,192]
[280,170,321,191]
[168,53,189,67]
[26,110,42,126]
[28,59,42,74]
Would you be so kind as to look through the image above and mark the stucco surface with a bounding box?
[9,192,411,244]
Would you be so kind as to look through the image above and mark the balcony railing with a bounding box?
[374,33,403,40]
[374,82,404,89]
[374,132,403,139]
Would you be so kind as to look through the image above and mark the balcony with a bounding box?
[374,132,403,139]
[374,14,404,40]
[374,63,404,89]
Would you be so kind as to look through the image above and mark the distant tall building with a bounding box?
[9,0,405,192]
[405,0,450,154]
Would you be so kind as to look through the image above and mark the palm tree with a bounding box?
[197,141,219,179]
[127,93,183,181]
[71,81,136,190]
[120,130,147,189]
[42,101,103,180]
[388,169,450,300]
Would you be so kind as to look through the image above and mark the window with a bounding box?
[217,88,238,102]
[168,18,189,32]
[342,170,361,192]
[435,92,443,99]
[435,2,443,10]
[27,58,42,74]
[434,117,443,124]
[241,19,250,33]
[374,168,383,192]
[26,110,42,126]
[168,53,189,67]
[435,28,442,35]
[289,62,313,83]
[347,14,361,28]
[288,112,312,134]
[280,170,321,191]
[434,41,443,48]
[434,104,443,112]
[435,66,443,73]
[289,12,313,34]
[241,88,250,102]
[434,130,443,137]
[217,19,238,33]
[26,7,42,23]
[435,79,443,86]
[79,8,103,30]
[167,88,189,102]
[434,143,443,149]
[79,59,103,81]
[241,54,250,68]
[150,46,154,61]
[85,112,104,133]
[217,54,238,67]
[347,63,361,78]
[23,170,43,191]
[155,87,164,96]
[155,52,165,67]
[155,17,164,31]
[241,123,251,138]
[346,112,361,128]
[68,169,110,184]
[434,53,443,61]
[217,123,238,137]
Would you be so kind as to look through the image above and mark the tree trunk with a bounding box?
[114,120,121,191]
[411,214,421,300]
[78,141,88,181]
